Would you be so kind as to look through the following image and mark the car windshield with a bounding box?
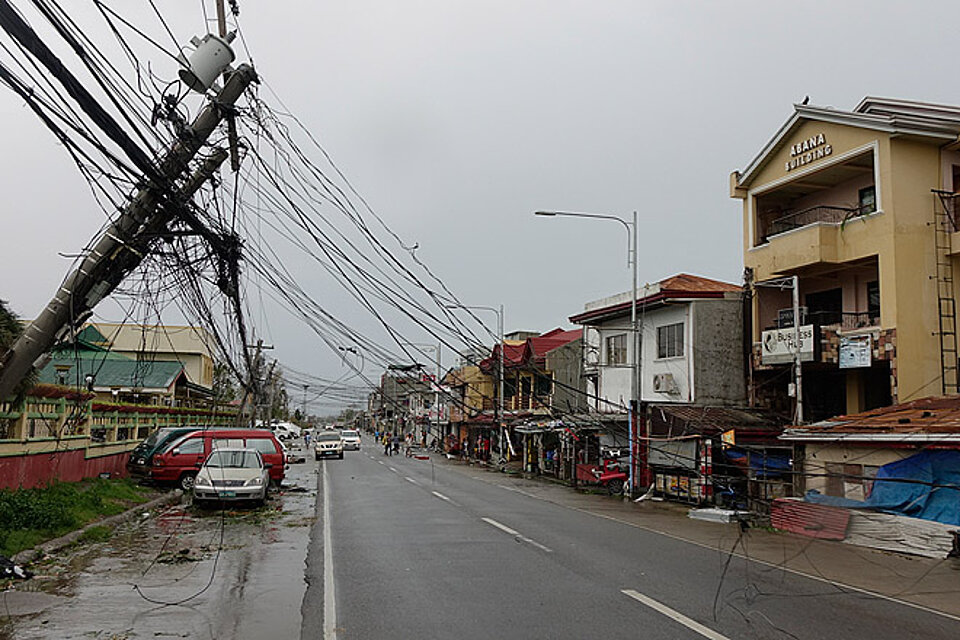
[341,430,358,438]
[204,450,261,469]
[317,432,341,442]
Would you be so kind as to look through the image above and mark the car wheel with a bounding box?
[179,472,197,492]
[607,478,624,495]
[315,454,321,461]
[338,452,344,460]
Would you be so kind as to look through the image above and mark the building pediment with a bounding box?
[734,98,960,192]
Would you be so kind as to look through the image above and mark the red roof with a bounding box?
[527,328,583,367]
[570,273,740,324]
[479,328,583,373]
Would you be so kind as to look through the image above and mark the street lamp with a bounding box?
[535,209,640,495]
[445,303,505,459]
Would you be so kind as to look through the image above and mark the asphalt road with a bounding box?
[301,442,960,640]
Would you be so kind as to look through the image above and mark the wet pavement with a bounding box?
[0,442,318,640]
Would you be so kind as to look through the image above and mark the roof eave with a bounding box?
[780,432,960,442]
[737,104,960,188]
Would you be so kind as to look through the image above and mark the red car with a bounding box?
[150,428,286,491]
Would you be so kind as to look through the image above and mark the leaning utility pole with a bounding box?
[0,63,258,400]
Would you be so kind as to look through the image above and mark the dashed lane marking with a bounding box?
[622,590,729,640]
[481,517,552,553]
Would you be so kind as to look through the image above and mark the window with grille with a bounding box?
[606,334,627,365]
[656,323,684,359]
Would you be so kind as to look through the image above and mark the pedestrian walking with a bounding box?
[383,433,390,456]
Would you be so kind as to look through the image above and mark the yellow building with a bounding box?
[86,322,216,389]
[731,97,960,421]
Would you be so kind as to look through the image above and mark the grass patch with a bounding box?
[0,478,152,556]
[78,525,112,544]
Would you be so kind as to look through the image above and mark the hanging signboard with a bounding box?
[839,334,872,369]
[648,439,698,471]
[760,324,817,365]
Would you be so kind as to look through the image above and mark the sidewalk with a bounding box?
[434,453,960,620]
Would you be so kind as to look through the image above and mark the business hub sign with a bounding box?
[761,325,817,365]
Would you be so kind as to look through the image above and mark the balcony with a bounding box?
[778,310,880,331]
[765,205,867,239]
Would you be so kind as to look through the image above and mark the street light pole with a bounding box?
[535,210,640,496]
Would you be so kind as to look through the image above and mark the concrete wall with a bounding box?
[692,297,746,405]
[802,442,911,499]
[545,338,587,413]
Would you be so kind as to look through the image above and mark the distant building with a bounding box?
[38,323,215,406]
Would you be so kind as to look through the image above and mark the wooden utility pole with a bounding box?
[0,64,258,401]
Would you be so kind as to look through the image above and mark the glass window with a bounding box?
[176,437,204,454]
[248,438,279,454]
[205,450,261,469]
[858,186,876,214]
[606,334,627,365]
[867,281,880,320]
[657,323,684,359]
[213,438,245,449]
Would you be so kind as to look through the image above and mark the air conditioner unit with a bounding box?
[652,373,676,394]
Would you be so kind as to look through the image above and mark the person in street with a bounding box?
[383,433,391,456]
[391,432,400,454]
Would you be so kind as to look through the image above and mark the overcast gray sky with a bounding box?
[2,1,957,410]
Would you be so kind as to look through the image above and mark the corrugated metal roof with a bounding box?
[771,498,850,540]
[783,395,960,439]
[479,329,582,373]
[39,355,186,390]
[649,405,785,440]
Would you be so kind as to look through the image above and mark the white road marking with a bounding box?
[483,478,960,625]
[405,476,419,485]
[322,462,337,640]
[481,517,553,553]
[483,517,519,535]
[431,491,450,501]
[377,460,384,465]
[622,590,729,640]
[389,466,397,473]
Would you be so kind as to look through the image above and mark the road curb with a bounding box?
[12,489,184,566]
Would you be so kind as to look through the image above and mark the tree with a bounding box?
[0,299,37,401]
[212,360,238,404]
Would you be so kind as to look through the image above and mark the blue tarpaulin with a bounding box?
[805,449,960,526]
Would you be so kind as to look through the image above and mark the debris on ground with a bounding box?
[0,554,33,580]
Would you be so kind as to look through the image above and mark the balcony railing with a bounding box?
[778,310,879,330]
[765,205,868,238]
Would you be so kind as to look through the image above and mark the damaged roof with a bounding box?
[782,396,960,442]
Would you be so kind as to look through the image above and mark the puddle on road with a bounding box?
[2,462,318,639]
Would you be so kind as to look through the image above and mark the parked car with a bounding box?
[340,429,361,451]
[150,428,286,491]
[270,422,301,441]
[126,426,202,479]
[314,430,344,460]
[193,448,270,507]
